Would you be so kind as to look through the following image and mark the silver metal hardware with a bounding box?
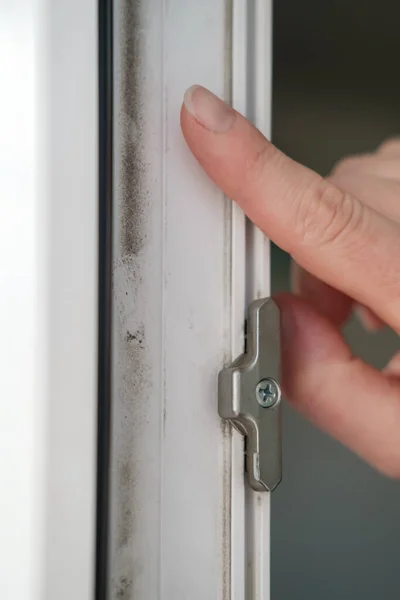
[255,378,281,409]
[218,298,282,492]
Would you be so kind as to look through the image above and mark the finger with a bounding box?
[353,304,386,332]
[276,293,400,477]
[181,86,400,331]
[291,262,353,327]
[384,351,400,376]
[329,171,400,222]
[293,263,385,331]
[378,138,400,157]
[333,155,400,182]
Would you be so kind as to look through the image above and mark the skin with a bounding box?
[181,85,400,478]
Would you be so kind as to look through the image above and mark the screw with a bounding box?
[255,378,281,408]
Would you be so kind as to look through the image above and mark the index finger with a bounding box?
[181,86,400,332]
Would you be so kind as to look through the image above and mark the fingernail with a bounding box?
[183,85,236,133]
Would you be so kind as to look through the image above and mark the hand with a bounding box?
[181,85,400,477]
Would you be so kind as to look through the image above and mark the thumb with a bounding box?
[276,293,400,478]
[181,85,400,332]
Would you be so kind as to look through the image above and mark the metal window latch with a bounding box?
[218,298,282,492]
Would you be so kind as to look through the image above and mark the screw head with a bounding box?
[255,378,281,408]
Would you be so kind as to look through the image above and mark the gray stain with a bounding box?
[125,326,144,347]
[115,576,132,600]
[118,0,146,257]
[110,2,150,599]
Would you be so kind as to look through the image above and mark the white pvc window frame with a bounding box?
[0,1,273,599]
[0,2,98,599]
[109,1,273,599]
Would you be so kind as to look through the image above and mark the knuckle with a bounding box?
[245,141,283,182]
[295,181,365,249]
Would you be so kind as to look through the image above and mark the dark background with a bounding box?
[271,1,400,598]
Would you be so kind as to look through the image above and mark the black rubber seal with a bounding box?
[96,0,113,598]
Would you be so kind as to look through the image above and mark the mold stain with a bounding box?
[110,254,152,599]
[118,0,147,258]
[125,325,145,348]
[109,1,153,599]
[115,576,132,600]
